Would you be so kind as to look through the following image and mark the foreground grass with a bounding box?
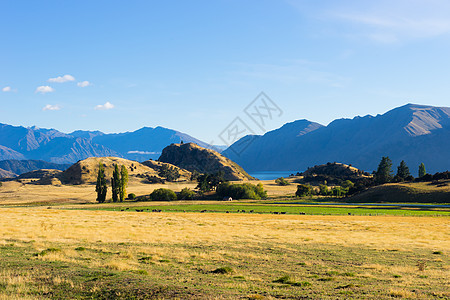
[0,208,448,299]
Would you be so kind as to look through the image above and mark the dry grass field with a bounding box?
[0,207,448,299]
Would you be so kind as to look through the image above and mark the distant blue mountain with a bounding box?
[222,104,450,174]
[0,123,211,164]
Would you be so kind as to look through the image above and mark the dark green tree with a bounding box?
[111,164,120,202]
[375,156,393,184]
[418,163,426,178]
[196,172,225,192]
[95,163,107,203]
[119,165,128,202]
[396,160,410,180]
[177,187,196,200]
[296,184,312,197]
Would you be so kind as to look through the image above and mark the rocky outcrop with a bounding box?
[158,143,254,181]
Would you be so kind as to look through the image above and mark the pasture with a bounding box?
[0,207,448,299]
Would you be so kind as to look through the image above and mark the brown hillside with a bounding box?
[158,143,254,181]
[59,157,158,185]
[141,160,192,180]
[0,168,16,179]
[18,169,62,179]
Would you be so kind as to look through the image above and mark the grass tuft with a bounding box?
[211,267,234,274]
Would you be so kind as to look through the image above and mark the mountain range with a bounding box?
[0,124,211,164]
[222,103,450,174]
[0,103,449,175]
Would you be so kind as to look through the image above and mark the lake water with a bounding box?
[249,171,298,181]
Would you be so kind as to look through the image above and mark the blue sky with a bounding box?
[1,0,450,143]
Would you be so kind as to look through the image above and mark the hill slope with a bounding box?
[159,143,254,181]
[223,104,450,173]
[0,160,70,175]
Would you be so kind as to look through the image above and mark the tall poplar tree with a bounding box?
[111,164,120,202]
[95,162,107,203]
[119,165,128,202]
[418,163,426,178]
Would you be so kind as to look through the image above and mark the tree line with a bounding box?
[95,163,128,203]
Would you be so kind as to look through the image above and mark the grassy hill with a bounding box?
[348,180,450,203]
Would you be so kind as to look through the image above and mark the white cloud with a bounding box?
[42,104,61,111]
[48,74,75,83]
[2,86,11,92]
[95,101,114,110]
[127,150,160,155]
[77,81,91,87]
[35,86,55,94]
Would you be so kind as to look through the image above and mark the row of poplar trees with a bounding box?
[95,163,128,203]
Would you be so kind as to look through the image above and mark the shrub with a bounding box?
[150,188,177,201]
[318,184,329,196]
[127,193,136,200]
[158,164,180,182]
[275,177,289,186]
[216,182,267,200]
[211,267,234,274]
[296,184,312,197]
[177,187,196,200]
[145,175,165,184]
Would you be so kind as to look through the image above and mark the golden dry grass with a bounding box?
[0,207,448,299]
[0,208,448,250]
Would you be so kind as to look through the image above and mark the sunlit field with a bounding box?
[0,207,448,299]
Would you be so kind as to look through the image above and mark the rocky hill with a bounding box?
[223,104,450,173]
[59,157,158,184]
[58,157,191,185]
[158,143,254,181]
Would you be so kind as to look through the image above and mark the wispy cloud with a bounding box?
[95,101,114,110]
[35,86,55,94]
[48,74,75,83]
[42,104,61,111]
[232,60,349,88]
[2,86,12,92]
[289,0,450,43]
[77,81,91,87]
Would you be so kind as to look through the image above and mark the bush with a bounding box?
[318,184,329,196]
[177,187,196,200]
[216,182,267,200]
[296,184,312,197]
[275,177,289,186]
[146,175,165,184]
[150,188,177,201]
[127,193,136,200]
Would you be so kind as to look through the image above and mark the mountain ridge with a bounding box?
[223,103,450,173]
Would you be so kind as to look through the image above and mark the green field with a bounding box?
[74,201,450,217]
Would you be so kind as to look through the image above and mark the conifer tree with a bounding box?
[95,162,107,203]
[375,156,393,184]
[396,160,410,179]
[418,163,426,178]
